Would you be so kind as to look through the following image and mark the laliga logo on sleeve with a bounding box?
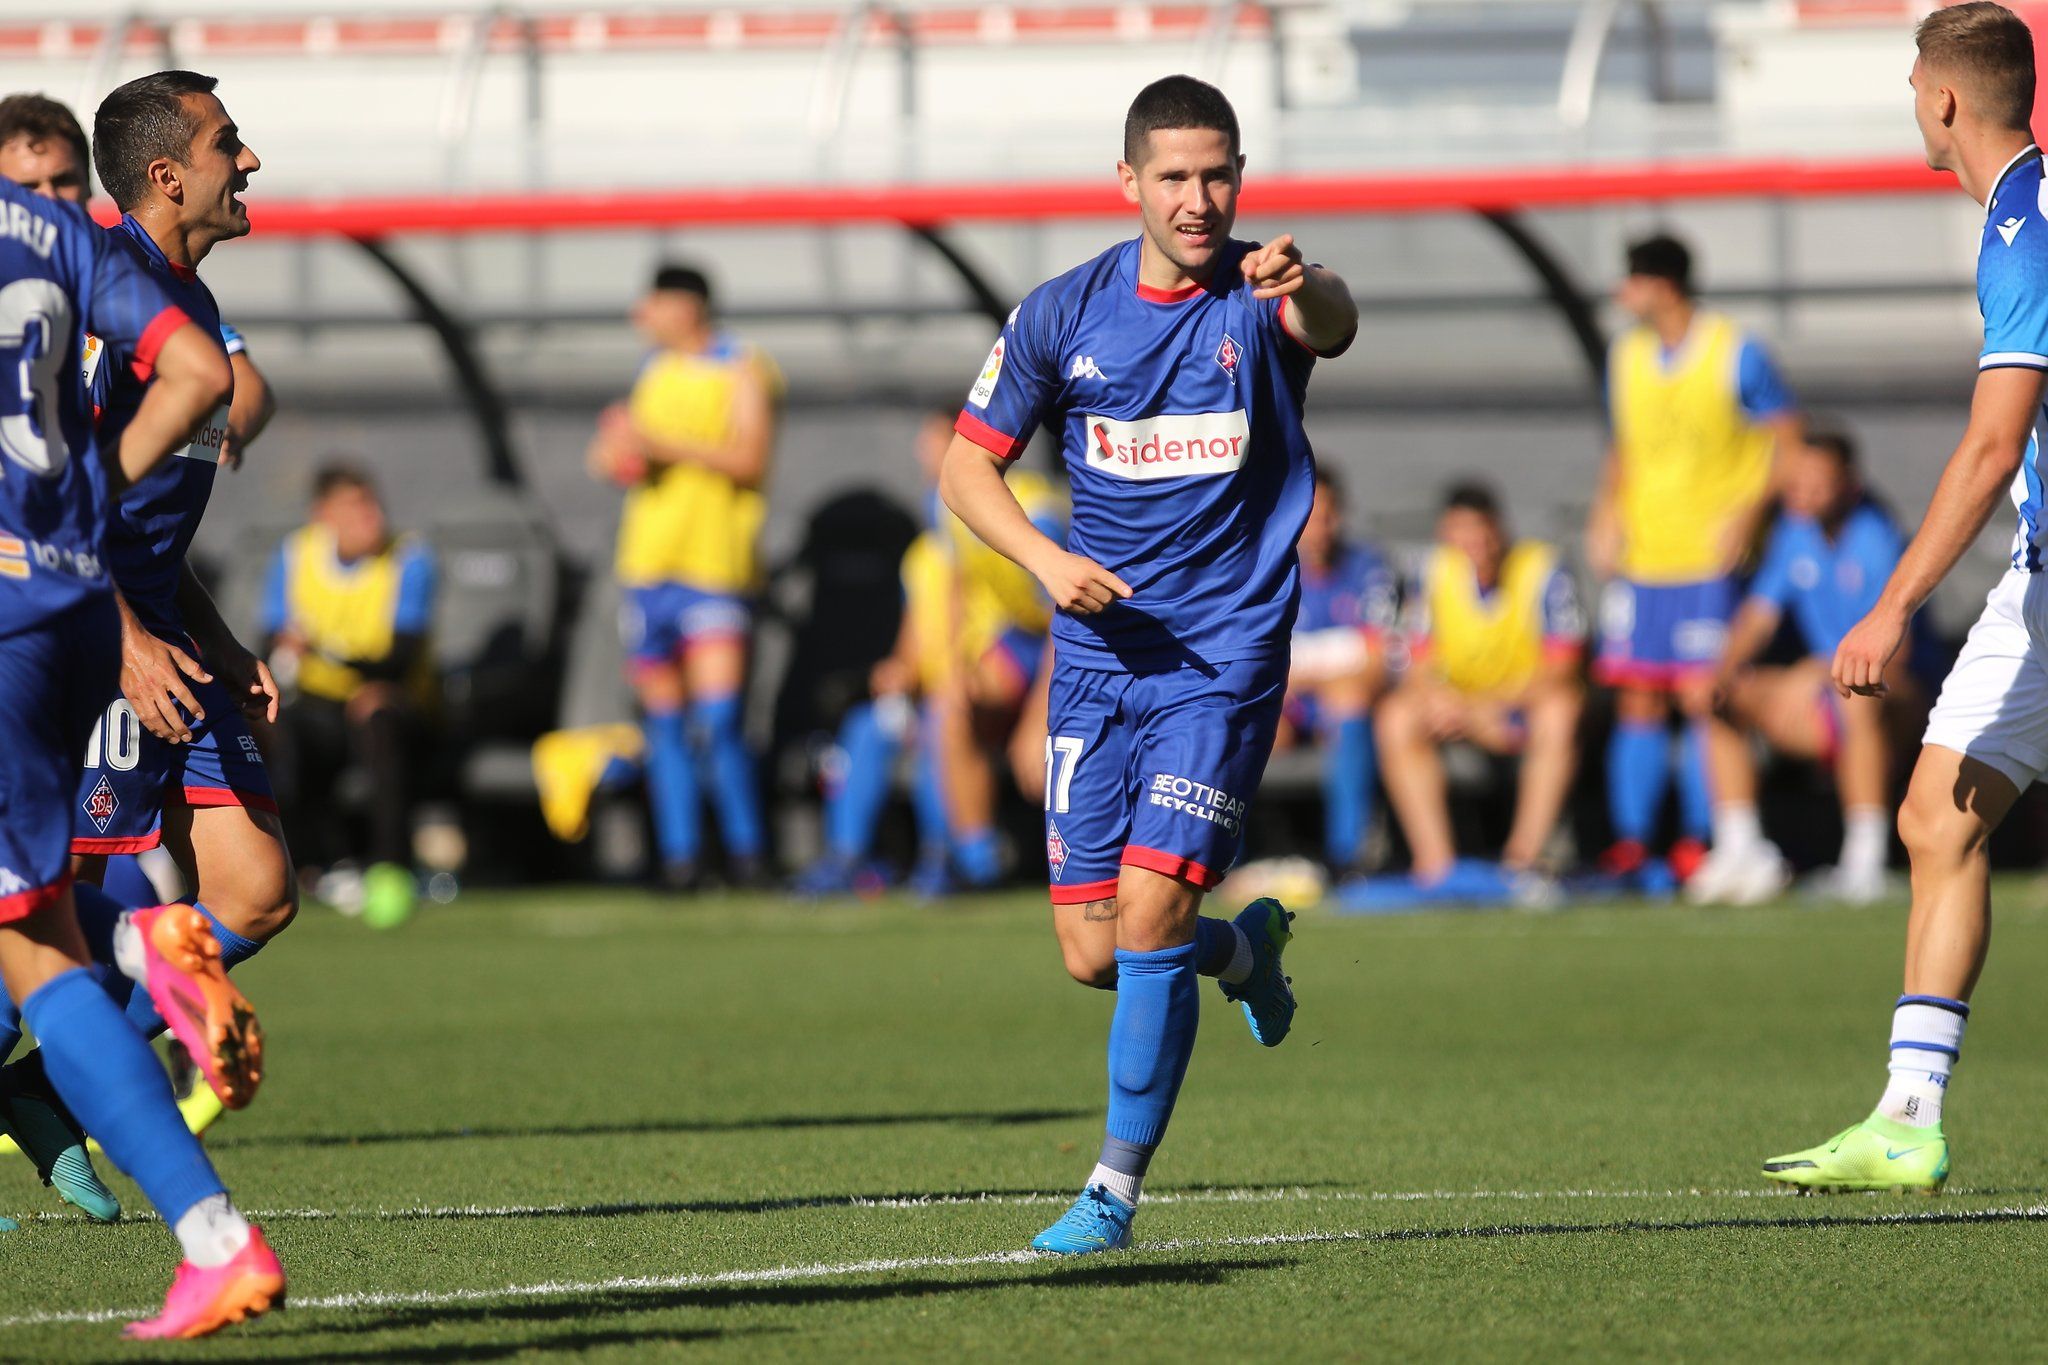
[1216,334,1241,377]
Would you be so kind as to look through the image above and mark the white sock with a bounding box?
[1875,997,1968,1128]
[1217,924,1254,986]
[1087,1163,1142,1208]
[1839,807,1889,877]
[173,1193,252,1268]
[110,912,147,987]
[1710,804,1764,857]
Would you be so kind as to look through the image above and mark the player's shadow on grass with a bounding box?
[268,1256,1295,1345]
[212,1105,1095,1150]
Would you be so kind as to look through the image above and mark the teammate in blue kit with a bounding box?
[1278,467,1398,877]
[1708,426,1914,905]
[0,172,283,1335]
[1762,3,2048,1192]
[939,76,1357,1253]
[0,74,290,1219]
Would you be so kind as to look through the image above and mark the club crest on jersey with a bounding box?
[1046,820,1069,879]
[1216,333,1241,377]
[83,774,118,834]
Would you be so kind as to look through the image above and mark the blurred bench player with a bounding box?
[1368,482,1585,905]
[1704,425,1915,905]
[1275,466,1397,880]
[939,76,1356,1253]
[798,410,1061,895]
[0,158,282,1338]
[586,264,779,890]
[1587,233,1800,895]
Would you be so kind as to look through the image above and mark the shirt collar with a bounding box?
[115,214,197,282]
[1985,143,2041,213]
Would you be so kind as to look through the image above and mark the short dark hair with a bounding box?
[1625,233,1693,295]
[312,461,376,502]
[650,262,712,305]
[1314,465,1344,503]
[1123,75,1240,166]
[92,70,218,211]
[1919,2,2036,131]
[1800,422,1860,468]
[0,94,88,180]
[1442,480,1503,521]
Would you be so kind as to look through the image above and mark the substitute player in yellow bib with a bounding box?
[1587,234,1801,899]
[1361,482,1584,908]
[587,264,780,890]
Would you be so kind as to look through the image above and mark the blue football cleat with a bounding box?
[1219,897,1296,1046]
[1031,1185,1135,1255]
[49,1145,120,1223]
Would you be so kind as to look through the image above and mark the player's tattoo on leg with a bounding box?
[1081,898,1118,923]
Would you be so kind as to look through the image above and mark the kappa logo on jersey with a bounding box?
[1999,216,2028,246]
[1085,411,1250,482]
[1216,334,1241,376]
[968,337,1005,409]
[83,773,118,834]
[1046,819,1070,879]
[1069,355,1106,381]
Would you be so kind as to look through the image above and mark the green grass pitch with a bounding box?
[5,880,2048,1359]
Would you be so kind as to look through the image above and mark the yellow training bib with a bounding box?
[282,525,433,703]
[1423,541,1559,698]
[1608,313,1775,584]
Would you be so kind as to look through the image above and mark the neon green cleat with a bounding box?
[1762,1114,1949,1194]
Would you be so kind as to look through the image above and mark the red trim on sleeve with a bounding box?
[1049,877,1120,905]
[0,871,73,924]
[955,409,1024,461]
[128,305,193,383]
[180,786,280,815]
[1278,296,1356,359]
[1121,845,1223,890]
[71,832,162,855]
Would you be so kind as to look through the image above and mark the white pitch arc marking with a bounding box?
[6,1202,2048,1332]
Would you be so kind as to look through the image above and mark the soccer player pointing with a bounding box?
[942,76,1356,1253]
[1763,3,2048,1192]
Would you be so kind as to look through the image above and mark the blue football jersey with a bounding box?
[1746,499,1903,659]
[956,237,1347,672]
[1976,145,2048,571]
[89,215,233,637]
[0,182,187,633]
[1296,541,1398,637]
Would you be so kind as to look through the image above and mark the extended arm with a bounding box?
[1241,235,1358,354]
[1835,366,2047,694]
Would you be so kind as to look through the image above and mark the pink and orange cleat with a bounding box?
[124,1225,285,1340]
[121,904,265,1109]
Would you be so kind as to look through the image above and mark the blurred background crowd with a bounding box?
[9,0,2043,915]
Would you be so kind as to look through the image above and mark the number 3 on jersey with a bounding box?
[1045,735,1082,813]
[83,699,142,772]
[0,277,75,477]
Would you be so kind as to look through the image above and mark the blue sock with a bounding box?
[1191,915,1245,978]
[1606,720,1671,845]
[691,694,764,860]
[100,855,160,909]
[1103,942,1201,1156]
[825,702,902,862]
[643,707,701,865]
[1322,715,1374,870]
[21,969,224,1226]
[954,828,1002,886]
[1678,723,1714,842]
[911,728,950,863]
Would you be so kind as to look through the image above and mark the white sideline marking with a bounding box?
[6,1205,2048,1332]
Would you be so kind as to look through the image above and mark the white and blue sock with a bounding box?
[1192,917,1254,984]
[1877,994,1968,1129]
[1092,942,1201,1206]
[21,969,241,1260]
